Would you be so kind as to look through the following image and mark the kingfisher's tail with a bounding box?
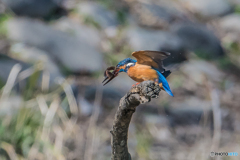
[159,83,174,97]
[156,70,174,97]
[162,85,174,97]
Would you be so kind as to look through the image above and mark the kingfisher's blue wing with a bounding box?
[156,70,174,97]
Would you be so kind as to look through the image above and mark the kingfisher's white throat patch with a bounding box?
[126,63,134,67]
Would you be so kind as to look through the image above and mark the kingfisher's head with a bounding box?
[102,58,137,85]
[116,58,137,73]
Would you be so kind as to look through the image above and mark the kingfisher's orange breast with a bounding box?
[127,64,158,82]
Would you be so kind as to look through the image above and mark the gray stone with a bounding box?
[0,54,30,83]
[84,85,123,109]
[172,23,225,59]
[220,14,240,32]
[180,60,224,84]
[179,0,232,18]
[125,26,186,64]
[2,0,63,18]
[52,17,102,48]
[7,18,103,73]
[144,114,169,126]
[0,95,23,116]
[77,1,119,29]
[0,1,6,14]
[228,0,240,5]
[165,105,211,126]
[9,43,63,85]
[131,1,188,28]
[78,97,93,116]
[0,51,63,90]
[170,97,212,110]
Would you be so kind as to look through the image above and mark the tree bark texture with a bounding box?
[110,81,161,160]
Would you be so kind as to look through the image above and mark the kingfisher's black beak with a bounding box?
[102,66,119,86]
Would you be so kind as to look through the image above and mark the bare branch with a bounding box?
[110,81,161,160]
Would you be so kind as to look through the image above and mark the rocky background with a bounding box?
[0,0,240,159]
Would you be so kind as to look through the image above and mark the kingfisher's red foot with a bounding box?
[132,82,140,87]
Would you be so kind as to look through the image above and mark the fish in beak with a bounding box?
[102,66,120,86]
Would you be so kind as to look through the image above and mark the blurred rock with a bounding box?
[84,86,123,109]
[78,97,93,116]
[233,112,240,132]
[145,115,173,142]
[180,0,232,18]
[0,52,62,90]
[0,1,6,14]
[2,0,63,18]
[131,1,187,28]
[0,95,23,115]
[126,26,187,64]
[180,60,224,84]
[53,17,102,48]
[0,53,30,83]
[172,24,225,59]
[219,14,240,32]
[228,0,240,5]
[7,18,102,73]
[219,14,240,41]
[174,126,204,145]
[126,26,172,51]
[9,43,63,85]
[77,1,119,36]
[0,39,10,54]
[170,97,212,109]
[221,108,234,131]
[144,114,169,126]
[221,83,240,108]
[165,105,212,126]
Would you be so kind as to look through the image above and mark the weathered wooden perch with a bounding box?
[110,81,161,160]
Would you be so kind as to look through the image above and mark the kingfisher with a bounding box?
[102,50,174,97]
